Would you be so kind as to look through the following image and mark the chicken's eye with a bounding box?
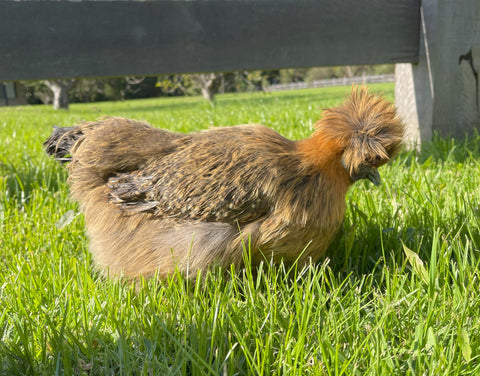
[366,156,382,167]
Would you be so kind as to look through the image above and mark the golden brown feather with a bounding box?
[45,86,405,279]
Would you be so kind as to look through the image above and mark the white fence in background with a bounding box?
[266,74,395,92]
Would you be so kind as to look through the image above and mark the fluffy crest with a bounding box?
[314,86,405,174]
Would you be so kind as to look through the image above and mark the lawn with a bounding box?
[1,83,480,375]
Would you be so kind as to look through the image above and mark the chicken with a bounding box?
[45,86,404,279]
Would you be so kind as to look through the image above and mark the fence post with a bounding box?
[395,0,480,145]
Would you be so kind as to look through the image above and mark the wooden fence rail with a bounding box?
[0,1,420,81]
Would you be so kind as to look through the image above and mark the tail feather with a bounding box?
[44,126,82,163]
[44,117,190,195]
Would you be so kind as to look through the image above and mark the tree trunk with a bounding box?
[45,79,75,109]
[192,73,222,102]
[201,85,216,102]
[345,66,354,78]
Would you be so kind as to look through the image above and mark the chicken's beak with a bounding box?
[364,167,381,186]
[351,164,381,186]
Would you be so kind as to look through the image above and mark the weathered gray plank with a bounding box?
[395,2,436,145]
[0,0,420,81]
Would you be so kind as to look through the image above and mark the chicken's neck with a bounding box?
[296,132,351,189]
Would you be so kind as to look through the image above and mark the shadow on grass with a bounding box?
[403,131,480,165]
[326,194,480,284]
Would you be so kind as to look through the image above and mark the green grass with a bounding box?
[1,83,480,375]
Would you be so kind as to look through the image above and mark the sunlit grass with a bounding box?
[1,83,480,375]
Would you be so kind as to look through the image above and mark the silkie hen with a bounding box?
[45,87,404,279]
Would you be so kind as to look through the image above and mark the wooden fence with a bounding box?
[0,0,478,141]
[266,74,394,92]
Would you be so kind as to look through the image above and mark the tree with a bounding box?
[156,73,223,102]
[279,68,309,84]
[44,79,75,109]
[191,73,222,101]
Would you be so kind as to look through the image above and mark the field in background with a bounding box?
[1,83,480,375]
